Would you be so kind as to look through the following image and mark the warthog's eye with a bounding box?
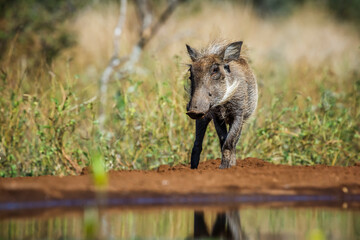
[210,64,221,80]
[224,64,230,73]
[210,64,219,75]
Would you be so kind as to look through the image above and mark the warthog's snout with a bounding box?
[186,111,205,119]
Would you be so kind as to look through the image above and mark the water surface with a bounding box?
[1,205,359,240]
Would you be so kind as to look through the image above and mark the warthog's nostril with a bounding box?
[186,111,205,119]
[209,92,212,97]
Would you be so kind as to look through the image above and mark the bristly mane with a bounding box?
[197,40,230,58]
[189,40,249,61]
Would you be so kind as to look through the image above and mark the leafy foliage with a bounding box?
[0,0,88,64]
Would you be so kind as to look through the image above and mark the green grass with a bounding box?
[0,53,359,178]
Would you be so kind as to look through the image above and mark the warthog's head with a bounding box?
[185,41,243,119]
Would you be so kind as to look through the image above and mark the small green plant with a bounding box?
[90,150,108,189]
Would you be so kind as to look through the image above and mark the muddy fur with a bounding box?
[185,40,258,169]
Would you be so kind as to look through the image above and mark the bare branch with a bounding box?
[124,0,183,72]
[135,0,153,34]
[98,0,184,133]
[99,0,127,132]
[141,0,183,47]
[113,0,128,58]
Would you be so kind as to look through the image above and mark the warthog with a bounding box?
[185,41,258,169]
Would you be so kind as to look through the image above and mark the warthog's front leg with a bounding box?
[213,115,228,150]
[191,117,211,169]
[219,115,243,169]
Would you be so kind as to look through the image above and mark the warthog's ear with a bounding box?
[223,41,243,61]
[186,44,199,62]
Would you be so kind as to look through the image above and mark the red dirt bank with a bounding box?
[0,158,359,203]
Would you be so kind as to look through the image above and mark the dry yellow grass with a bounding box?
[66,2,359,72]
[62,1,359,109]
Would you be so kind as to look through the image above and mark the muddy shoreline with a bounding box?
[0,158,359,207]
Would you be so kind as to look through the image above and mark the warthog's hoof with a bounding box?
[219,162,231,169]
[220,149,234,169]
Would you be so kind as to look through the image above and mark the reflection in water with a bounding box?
[0,206,359,239]
[193,210,247,240]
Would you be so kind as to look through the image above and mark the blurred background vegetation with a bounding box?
[0,0,359,177]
